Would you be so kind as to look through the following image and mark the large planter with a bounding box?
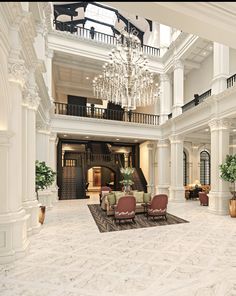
[229,199,236,217]
[39,205,46,224]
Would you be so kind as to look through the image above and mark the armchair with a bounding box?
[147,194,168,220]
[114,195,136,224]
[199,192,209,206]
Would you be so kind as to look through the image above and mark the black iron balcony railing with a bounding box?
[54,102,159,125]
[53,20,160,57]
[227,73,236,88]
[182,89,211,113]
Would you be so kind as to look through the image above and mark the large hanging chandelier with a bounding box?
[92,26,159,111]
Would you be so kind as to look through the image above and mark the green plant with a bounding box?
[35,160,56,200]
[119,167,134,186]
[219,154,236,199]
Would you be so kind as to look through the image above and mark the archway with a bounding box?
[87,165,116,200]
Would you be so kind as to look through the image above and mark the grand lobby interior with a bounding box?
[1,2,236,296]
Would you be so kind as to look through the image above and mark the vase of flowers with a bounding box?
[219,154,236,217]
[120,167,134,194]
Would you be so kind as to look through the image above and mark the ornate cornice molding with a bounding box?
[8,57,28,87]
[22,83,41,111]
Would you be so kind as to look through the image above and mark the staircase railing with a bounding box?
[134,167,148,193]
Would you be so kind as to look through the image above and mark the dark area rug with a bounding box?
[88,204,189,233]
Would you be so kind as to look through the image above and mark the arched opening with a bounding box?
[200,150,211,185]
[87,166,115,190]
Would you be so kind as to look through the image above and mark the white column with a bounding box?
[173,59,184,118]
[191,144,200,184]
[45,49,54,102]
[146,143,154,194]
[156,139,170,195]
[211,42,229,95]
[208,119,231,215]
[22,79,41,234]
[0,56,30,263]
[36,122,54,208]
[159,74,171,124]
[169,135,185,201]
[49,133,59,203]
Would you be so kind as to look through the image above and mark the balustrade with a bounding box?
[227,73,236,88]
[54,102,159,125]
[53,20,160,57]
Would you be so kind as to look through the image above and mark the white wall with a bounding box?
[139,141,149,183]
[184,54,213,103]
[229,48,236,76]
[136,101,160,115]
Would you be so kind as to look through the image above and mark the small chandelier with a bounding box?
[93,26,159,111]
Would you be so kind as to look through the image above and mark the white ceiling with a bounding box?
[103,2,236,50]
[59,133,145,144]
[53,52,104,99]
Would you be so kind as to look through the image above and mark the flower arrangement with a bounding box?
[35,160,56,199]
[120,167,134,186]
[219,154,236,199]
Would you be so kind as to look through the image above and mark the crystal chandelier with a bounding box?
[93,26,159,111]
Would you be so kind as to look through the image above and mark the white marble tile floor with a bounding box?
[1,198,236,296]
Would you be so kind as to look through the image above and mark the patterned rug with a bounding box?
[88,204,189,233]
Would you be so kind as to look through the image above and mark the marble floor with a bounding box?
[1,197,236,296]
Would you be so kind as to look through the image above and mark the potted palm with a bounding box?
[219,154,236,217]
[36,160,56,224]
[120,167,134,194]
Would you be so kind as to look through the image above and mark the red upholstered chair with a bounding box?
[147,194,168,221]
[114,195,136,224]
[199,192,209,206]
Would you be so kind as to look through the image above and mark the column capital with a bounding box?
[169,134,184,143]
[208,118,232,131]
[157,139,169,148]
[8,58,28,88]
[46,48,54,59]
[49,132,57,142]
[0,130,14,146]
[36,121,51,134]
[173,59,184,70]
[160,73,170,83]
[147,143,154,150]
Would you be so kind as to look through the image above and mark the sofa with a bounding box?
[101,190,152,216]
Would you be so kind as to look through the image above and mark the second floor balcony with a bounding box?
[54,102,160,126]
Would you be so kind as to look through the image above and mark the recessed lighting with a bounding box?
[205,128,209,132]
[134,139,138,142]
[86,77,90,80]
[63,134,67,137]
[202,51,207,55]
[116,139,120,141]
[233,129,236,132]
[85,136,90,139]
